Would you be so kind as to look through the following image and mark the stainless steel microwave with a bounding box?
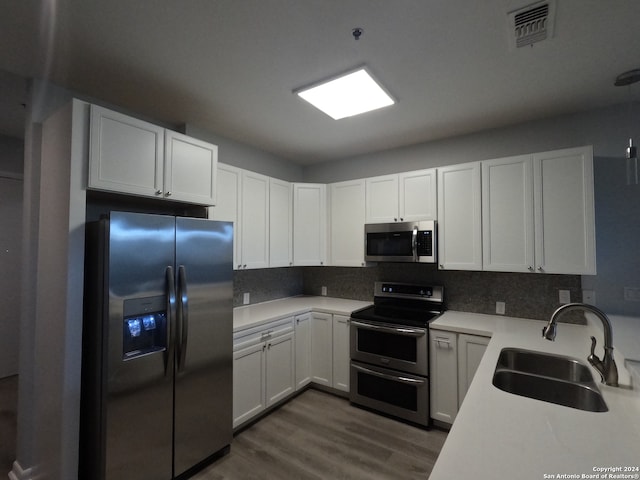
[365,220,436,263]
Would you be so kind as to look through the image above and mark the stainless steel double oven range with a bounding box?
[349,282,444,427]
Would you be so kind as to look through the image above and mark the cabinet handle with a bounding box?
[394,217,398,222]
[435,338,451,348]
[155,190,163,195]
[165,191,172,197]
[400,217,404,221]
[537,266,544,272]
[528,266,534,271]
[262,345,266,352]
[439,264,444,269]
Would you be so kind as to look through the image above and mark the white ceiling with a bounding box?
[2,0,640,164]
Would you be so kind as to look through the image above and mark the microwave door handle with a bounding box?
[412,225,418,262]
[350,320,426,337]
[352,363,426,385]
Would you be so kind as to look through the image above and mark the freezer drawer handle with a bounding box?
[352,363,425,385]
[177,265,189,371]
[165,266,176,377]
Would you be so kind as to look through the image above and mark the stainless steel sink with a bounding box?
[496,348,594,383]
[492,348,608,412]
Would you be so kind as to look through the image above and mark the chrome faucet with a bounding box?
[542,303,619,387]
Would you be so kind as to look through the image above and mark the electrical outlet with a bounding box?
[496,302,506,315]
[559,290,571,304]
[321,286,327,296]
[243,292,250,305]
[582,289,596,305]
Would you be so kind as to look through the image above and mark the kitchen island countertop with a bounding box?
[429,310,640,479]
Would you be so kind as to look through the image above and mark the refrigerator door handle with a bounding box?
[177,265,189,371]
[165,265,176,377]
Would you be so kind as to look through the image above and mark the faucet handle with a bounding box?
[588,336,605,382]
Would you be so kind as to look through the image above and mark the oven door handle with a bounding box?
[350,320,426,337]
[412,225,418,262]
[352,363,426,385]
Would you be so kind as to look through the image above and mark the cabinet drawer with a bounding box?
[233,317,294,351]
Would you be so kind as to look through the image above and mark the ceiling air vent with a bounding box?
[507,0,556,49]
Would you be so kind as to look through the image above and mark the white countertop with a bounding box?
[233,296,371,332]
[429,311,640,479]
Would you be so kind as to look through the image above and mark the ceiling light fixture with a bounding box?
[294,66,395,120]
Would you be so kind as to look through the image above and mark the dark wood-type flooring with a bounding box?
[0,380,446,479]
[193,389,447,480]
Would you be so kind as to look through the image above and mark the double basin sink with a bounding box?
[492,348,608,412]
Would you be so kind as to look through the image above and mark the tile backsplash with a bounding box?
[234,265,583,322]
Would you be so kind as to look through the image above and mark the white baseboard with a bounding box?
[8,461,34,480]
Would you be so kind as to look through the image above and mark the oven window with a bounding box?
[367,231,413,257]
[357,371,418,411]
[357,329,417,362]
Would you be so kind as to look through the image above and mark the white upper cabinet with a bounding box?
[365,174,399,223]
[208,163,242,268]
[269,178,293,267]
[164,131,217,205]
[240,171,270,269]
[89,105,217,205]
[329,179,366,267]
[437,162,482,270]
[399,169,437,221]
[293,183,327,266]
[365,169,437,223]
[89,105,164,197]
[533,146,596,274]
[482,155,535,272]
[481,146,596,275]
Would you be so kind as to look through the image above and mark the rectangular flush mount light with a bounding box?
[294,67,395,120]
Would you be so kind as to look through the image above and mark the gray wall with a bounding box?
[185,124,304,182]
[301,103,640,317]
[303,103,637,183]
[0,134,23,378]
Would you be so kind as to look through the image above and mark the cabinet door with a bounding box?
[293,183,327,266]
[533,146,596,274]
[232,342,265,428]
[457,334,490,407]
[208,163,242,269]
[399,169,437,221]
[482,155,534,272]
[294,313,312,390]
[365,174,399,223]
[430,330,458,424]
[164,131,217,205]
[332,315,350,392]
[310,312,333,387]
[265,331,295,407]
[89,105,164,197]
[437,162,482,270]
[269,178,293,267]
[329,179,366,267]
[241,171,270,269]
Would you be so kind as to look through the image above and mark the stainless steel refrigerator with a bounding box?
[81,211,233,480]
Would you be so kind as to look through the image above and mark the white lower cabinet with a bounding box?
[232,317,295,428]
[332,315,350,392]
[430,330,490,425]
[310,312,333,387]
[457,333,490,407]
[430,330,459,424]
[294,313,312,390]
